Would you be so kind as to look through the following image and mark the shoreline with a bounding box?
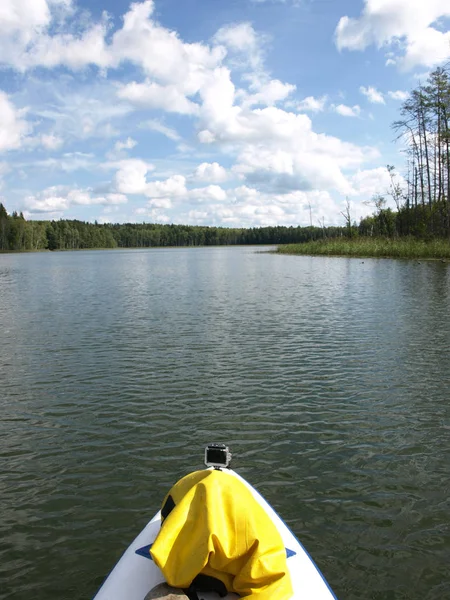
[277,237,450,261]
[0,244,278,256]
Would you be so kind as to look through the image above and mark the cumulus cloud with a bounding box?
[25,192,68,214]
[189,185,228,202]
[332,104,361,117]
[360,86,385,104]
[295,95,327,113]
[350,167,392,198]
[24,185,127,214]
[213,22,264,72]
[111,2,225,80]
[113,160,187,199]
[193,162,228,183]
[114,159,155,195]
[350,167,406,204]
[134,206,171,223]
[242,79,296,108]
[335,0,450,70]
[0,0,108,71]
[0,0,225,109]
[193,65,376,197]
[233,145,355,195]
[214,22,259,53]
[117,81,200,115]
[101,193,128,205]
[0,0,65,43]
[2,1,394,227]
[388,90,409,101]
[0,92,31,152]
[182,187,336,228]
[25,23,110,71]
[146,198,172,209]
[145,175,187,199]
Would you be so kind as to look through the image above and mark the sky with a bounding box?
[0,0,449,228]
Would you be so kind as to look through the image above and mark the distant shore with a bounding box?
[277,237,450,260]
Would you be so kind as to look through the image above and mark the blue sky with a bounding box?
[0,0,449,227]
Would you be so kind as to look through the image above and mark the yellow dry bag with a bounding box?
[150,469,293,600]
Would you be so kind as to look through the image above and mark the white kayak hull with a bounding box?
[93,469,337,600]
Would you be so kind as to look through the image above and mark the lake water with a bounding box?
[1,247,449,600]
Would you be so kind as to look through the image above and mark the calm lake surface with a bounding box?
[1,247,449,600]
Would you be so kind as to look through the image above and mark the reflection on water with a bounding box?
[0,248,449,600]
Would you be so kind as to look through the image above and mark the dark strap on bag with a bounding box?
[161,495,175,521]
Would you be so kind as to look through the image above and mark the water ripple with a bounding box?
[0,249,449,600]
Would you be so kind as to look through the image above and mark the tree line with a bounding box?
[0,204,346,252]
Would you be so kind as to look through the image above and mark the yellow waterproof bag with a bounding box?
[150,469,293,600]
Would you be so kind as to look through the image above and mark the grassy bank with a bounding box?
[278,237,450,259]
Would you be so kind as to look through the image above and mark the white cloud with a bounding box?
[145,175,187,199]
[193,66,376,198]
[243,79,296,108]
[193,162,228,183]
[114,137,137,152]
[350,167,392,198]
[333,104,361,117]
[140,120,181,141]
[110,1,225,82]
[0,0,108,72]
[360,86,385,104]
[214,22,259,53]
[189,185,228,202]
[233,145,355,195]
[214,23,296,118]
[399,26,450,70]
[250,0,301,4]
[113,160,187,199]
[25,191,68,214]
[0,0,226,106]
[114,159,155,194]
[24,185,128,214]
[117,81,200,115]
[213,22,264,72]
[134,206,171,223]
[0,92,31,152]
[30,152,95,172]
[295,95,327,113]
[26,23,110,71]
[0,2,398,228]
[146,198,172,209]
[40,133,63,150]
[102,193,128,205]
[388,90,409,101]
[31,84,133,141]
[335,0,450,70]
[347,167,407,216]
[181,187,336,228]
[0,0,56,42]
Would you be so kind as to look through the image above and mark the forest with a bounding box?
[1,67,449,253]
[0,204,346,251]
